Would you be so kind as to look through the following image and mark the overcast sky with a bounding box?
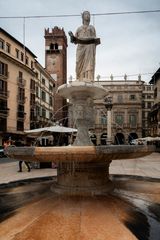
[1,0,160,82]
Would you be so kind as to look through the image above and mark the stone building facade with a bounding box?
[0,27,55,145]
[68,78,154,145]
[149,68,160,136]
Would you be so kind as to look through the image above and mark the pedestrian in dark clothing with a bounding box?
[18,161,31,172]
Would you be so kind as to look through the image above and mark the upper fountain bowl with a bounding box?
[57,81,108,100]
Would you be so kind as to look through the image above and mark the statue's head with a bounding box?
[82,11,90,24]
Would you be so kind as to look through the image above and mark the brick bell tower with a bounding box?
[44,27,67,125]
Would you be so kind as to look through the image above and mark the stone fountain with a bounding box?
[5,11,154,196]
[3,11,158,240]
[6,11,153,195]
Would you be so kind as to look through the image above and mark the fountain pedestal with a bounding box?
[56,81,114,195]
[53,160,113,196]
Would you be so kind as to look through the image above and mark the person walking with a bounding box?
[18,160,31,172]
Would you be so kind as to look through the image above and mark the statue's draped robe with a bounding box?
[75,25,96,81]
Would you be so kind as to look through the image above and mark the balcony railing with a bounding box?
[17,77,26,87]
[17,95,26,104]
[30,88,36,93]
[0,71,9,79]
[30,100,36,106]
[0,108,10,117]
[0,90,9,99]
[17,111,26,120]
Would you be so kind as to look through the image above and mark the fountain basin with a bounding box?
[5,145,154,163]
[5,145,155,196]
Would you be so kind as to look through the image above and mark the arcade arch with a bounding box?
[115,133,125,145]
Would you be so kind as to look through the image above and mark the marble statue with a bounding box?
[69,11,100,82]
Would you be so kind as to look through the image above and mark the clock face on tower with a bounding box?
[46,55,57,73]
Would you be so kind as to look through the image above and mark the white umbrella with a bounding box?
[24,125,77,136]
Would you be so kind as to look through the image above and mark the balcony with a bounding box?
[0,90,9,99]
[0,71,9,80]
[17,77,26,87]
[0,108,10,117]
[17,95,26,104]
[30,88,36,94]
[17,111,26,120]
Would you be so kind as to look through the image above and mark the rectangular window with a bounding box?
[15,49,19,59]
[30,93,35,105]
[41,90,46,102]
[35,71,39,79]
[17,104,25,118]
[129,115,137,127]
[0,39,4,49]
[147,95,151,99]
[25,56,29,65]
[0,80,7,94]
[101,115,107,124]
[49,96,53,106]
[0,61,8,77]
[142,101,145,108]
[30,79,35,90]
[17,120,24,131]
[49,84,53,91]
[36,105,40,116]
[18,71,25,86]
[36,86,39,97]
[30,108,35,121]
[21,52,24,62]
[117,95,123,103]
[115,115,123,126]
[6,43,11,53]
[130,95,136,100]
[31,60,34,69]
[19,71,23,79]
[42,108,46,118]
[147,102,151,109]
[0,99,7,114]
[18,87,25,103]
[42,78,45,85]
